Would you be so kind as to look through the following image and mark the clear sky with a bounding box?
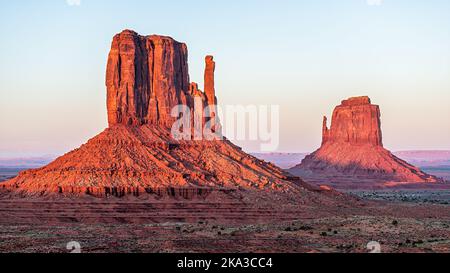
[0,0,449,156]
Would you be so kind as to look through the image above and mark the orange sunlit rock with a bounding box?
[2,30,303,199]
[290,96,440,189]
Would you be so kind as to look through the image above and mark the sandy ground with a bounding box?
[350,190,450,205]
[0,195,449,253]
[1,167,450,253]
[1,215,448,253]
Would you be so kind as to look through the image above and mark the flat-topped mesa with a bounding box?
[107,30,222,129]
[323,96,383,147]
[106,30,190,127]
[341,96,371,107]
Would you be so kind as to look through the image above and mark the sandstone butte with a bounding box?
[1,30,324,202]
[290,96,441,189]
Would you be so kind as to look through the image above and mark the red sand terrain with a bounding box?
[0,193,449,253]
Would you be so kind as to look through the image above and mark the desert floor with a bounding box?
[0,194,449,253]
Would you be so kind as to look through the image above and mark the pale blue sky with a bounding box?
[0,0,449,156]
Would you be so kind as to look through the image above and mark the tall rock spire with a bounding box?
[322,116,330,145]
[204,55,218,132]
[204,55,216,105]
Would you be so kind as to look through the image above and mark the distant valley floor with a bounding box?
[0,196,448,253]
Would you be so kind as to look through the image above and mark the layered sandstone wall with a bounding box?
[322,96,383,147]
[106,30,220,132]
[106,30,189,127]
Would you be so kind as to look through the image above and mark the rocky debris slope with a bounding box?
[290,96,440,189]
[2,125,305,199]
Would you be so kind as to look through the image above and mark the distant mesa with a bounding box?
[290,96,442,189]
[1,30,308,201]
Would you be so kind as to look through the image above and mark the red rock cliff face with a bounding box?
[106,30,190,127]
[323,96,383,147]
